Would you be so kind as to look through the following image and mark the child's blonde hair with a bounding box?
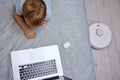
[22,0,46,27]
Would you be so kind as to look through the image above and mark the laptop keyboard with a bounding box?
[18,59,58,80]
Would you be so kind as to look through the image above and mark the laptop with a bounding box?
[11,45,63,80]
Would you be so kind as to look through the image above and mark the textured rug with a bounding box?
[0,0,96,80]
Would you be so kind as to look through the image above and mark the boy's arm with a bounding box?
[13,11,36,39]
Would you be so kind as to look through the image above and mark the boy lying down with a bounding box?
[14,0,51,39]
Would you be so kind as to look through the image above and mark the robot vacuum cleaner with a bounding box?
[89,23,112,50]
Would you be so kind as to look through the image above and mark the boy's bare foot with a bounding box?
[24,28,36,39]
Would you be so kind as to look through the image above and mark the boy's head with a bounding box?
[22,0,46,27]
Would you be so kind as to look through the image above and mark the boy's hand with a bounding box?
[14,11,36,39]
[24,28,36,39]
[41,19,46,26]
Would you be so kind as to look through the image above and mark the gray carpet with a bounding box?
[0,0,96,80]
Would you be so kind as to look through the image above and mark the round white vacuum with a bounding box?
[89,23,112,50]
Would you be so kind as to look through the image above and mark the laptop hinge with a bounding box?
[42,76,59,80]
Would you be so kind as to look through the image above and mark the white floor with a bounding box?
[85,0,120,80]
